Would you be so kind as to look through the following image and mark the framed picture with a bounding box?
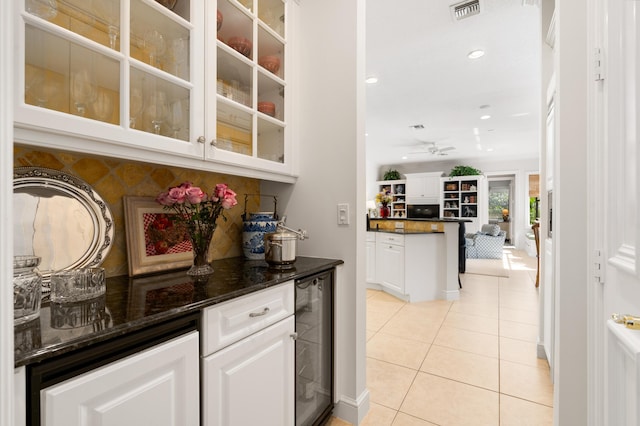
[127,270,195,319]
[123,196,193,276]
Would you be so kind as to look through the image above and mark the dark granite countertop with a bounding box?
[14,256,343,367]
[367,229,444,235]
[369,218,472,223]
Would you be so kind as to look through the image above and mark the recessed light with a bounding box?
[402,156,408,160]
[480,115,491,120]
[486,148,494,152]
[365,76,378,84]
[468,50,485,59]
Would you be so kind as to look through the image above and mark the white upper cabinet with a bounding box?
[405,172,443,204]
[205,0,293,178]
[14,0,296,183]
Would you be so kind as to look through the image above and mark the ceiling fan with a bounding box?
[407,141,456,156]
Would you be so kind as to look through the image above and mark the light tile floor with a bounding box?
[329,249,553,426]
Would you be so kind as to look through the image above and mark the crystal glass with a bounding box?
[170,37,188,79]
[50,268,106,303]
[166,99,183,138]
[25,67,60,108]
[13,255,42,325]
[70,68,97,116]
[144,29,166,68]
[93,89,114,122]
[130,86,145,129]
[93,0,120,50]
[145,91,168,134]
[26,0,57,20]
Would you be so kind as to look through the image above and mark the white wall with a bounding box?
[262,0,369,423]
[1,2,14,426]
[553,0,588,423]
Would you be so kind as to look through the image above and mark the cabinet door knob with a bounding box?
[210,139,217,146]
[197,136,205,144]
[249,307,270,317]
[290,332,298,340]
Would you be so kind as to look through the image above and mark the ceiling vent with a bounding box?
[450,0,481,21]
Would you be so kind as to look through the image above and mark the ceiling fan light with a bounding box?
[468,49,485,59]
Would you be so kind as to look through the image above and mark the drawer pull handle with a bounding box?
[290,332,298,340]
[249,307,270,317]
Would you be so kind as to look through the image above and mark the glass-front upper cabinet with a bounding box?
[15,0,205,161]
[207,0,292,175]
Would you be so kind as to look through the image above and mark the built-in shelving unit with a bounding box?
[376,179,406,218]
[441,175,486,233]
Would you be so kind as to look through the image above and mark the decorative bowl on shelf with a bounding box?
[258,55,280,75]
[227,37,252,57]
[217,9,223,31]
[257,101,276,117]
[155,0,178,10]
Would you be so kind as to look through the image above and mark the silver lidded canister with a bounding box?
[264,218,308,268]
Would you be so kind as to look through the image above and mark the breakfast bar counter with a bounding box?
[367,218,468,302]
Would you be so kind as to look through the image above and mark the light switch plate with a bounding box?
[337,203,349,225]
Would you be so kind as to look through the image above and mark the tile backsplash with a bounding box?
[14,146,262,277]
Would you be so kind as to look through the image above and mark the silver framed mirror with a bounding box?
[13,167,114,283]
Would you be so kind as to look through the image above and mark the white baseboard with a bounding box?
[441,289,460,301]
[537,342,548,360]
[333,388,370,425]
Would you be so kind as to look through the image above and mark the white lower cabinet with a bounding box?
[15,367,26,426]
[40,331,200,426]
[366,232,377,283]
[376,234,405,294]
[372,232,445,302]
[202,316,295,426]
[201,282,295,426]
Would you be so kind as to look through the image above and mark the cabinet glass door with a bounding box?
[210,0,288,169]
[19,0,199,147]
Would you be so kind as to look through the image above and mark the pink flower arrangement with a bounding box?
[156,182,238,221]
[156,182,238,254]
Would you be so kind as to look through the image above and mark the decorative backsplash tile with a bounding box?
[14,146,261,277]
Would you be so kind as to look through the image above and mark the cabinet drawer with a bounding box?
[202,282,294,355]
[376,233,405,246]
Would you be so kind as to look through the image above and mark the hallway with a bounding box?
[331,249,553,425]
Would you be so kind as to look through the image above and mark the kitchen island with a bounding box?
[14,256,342,426]
[367,218,467,302]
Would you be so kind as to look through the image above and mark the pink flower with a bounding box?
[221,188,238,209]
[155,191,174,206]
[185,186,206,204]
[167,186,187,204]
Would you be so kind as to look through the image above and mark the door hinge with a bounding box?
[594,249,604,284]
[594,48,604,82]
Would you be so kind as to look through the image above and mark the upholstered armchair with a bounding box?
[465,224,507,259]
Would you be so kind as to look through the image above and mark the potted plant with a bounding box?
[383,168,401,180]
[448,165,482,177]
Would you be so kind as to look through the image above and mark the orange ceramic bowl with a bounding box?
[257,101,276,117]
[227,37,252,57]
[258,55,281,75]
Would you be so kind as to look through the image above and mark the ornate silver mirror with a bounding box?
[13,167,114,282]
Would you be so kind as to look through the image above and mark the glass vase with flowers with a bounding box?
[375,191,393,218]
[156,182,238,276]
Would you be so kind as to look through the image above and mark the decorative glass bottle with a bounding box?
[13,255,42,325]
